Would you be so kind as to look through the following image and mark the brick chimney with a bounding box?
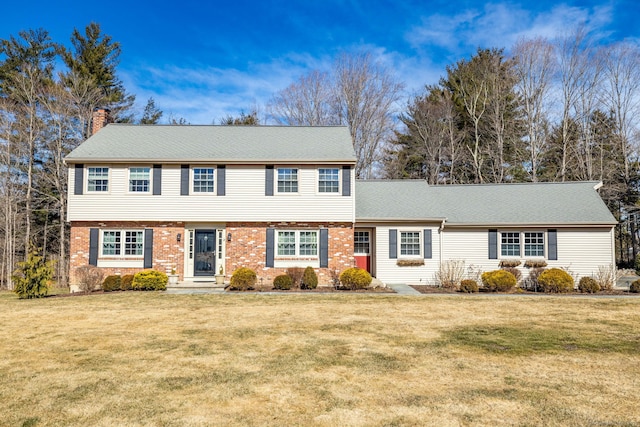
[91,108,111,135]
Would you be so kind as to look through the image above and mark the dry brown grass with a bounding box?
[1,291,639,426]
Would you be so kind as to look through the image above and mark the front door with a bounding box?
[354,230,371,273]
[194,229,216,276]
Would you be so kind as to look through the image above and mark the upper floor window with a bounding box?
[318,168,339,193]
[102,230,143,257]
[87,167,109,192]
[129,167,150,192]
[277,168,298,193]
[277,230,318,257]
[193,168,215,193]
[524,232,544,257]
[501,232,521,257]
[400,231,421,256]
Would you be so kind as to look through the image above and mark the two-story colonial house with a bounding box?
[66,112,617,287]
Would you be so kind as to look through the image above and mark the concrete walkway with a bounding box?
[385,283,422,295]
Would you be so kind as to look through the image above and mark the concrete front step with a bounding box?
[166,280,227,294]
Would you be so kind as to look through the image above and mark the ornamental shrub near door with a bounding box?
[339,268,372,290]
[132,270,168,291]
[229,267,257,291]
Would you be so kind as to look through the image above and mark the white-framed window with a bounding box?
[354,231,370,255]
[129,167,150,192]
[277,230,318,257]
[501,232,521,257]
[87,167,109,192]
[101,230,144,257]
[400,231,421,256]
[524,232,545,257]
[318,168,340,193]
[193,167,215,193]
[277,168,298,193]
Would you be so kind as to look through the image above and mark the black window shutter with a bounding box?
[74,164,84,195]
[548,229,558,260]
[144,229,153,268]
[488,229,498,259]
[320,228,329,268]
[153,164,162,195]
[217,165,226,196]
[265,166,274,196]
[389,229,397,259]
[265,228,275,267]
[424,229,432,259]
[89,228,98,266]
[342,166,351,196]
[180,165,189,195]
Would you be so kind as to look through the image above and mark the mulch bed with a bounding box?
[410,285,635,295]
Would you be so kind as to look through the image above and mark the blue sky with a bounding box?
[2,0,639,123]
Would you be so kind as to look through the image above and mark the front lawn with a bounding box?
[0,291,638,426]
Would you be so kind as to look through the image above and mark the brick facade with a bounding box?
[69,221,185,284]
[226,222,354,285]
[69,221,355,286]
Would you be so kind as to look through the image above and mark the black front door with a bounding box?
[194,230,216,276]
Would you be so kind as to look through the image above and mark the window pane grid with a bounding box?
[124,231,144,256]
[277,231,296,256]
[524,232,544,257]
[193,168,215,193]
[400,231,421,256]
[299,231,318,256]
[277,168,298,193]
[129,167,150,192]
[88,167,109,192]
[318,168,339,193]
[102,231,121,256]
[501,232,521,256]
[354,231,370,255]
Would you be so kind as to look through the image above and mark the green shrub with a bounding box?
[273,274,293,290]
[630,279,640,293]
[301,266,318,289]
[229,267,257,291]
[459,279,479,293]
[132,270,167,291]
[481,270,517,292]
[102,275,122,292]
[578,276,600,294]
[339,267,372,290]
[12,248,56,299]
[120,274,134,291]
[538,268,574,293]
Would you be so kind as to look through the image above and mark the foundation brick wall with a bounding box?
[69,221,185,285]
[226,221,354,286]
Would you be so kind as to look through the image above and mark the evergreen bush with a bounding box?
[538,268,574,293]
[339,268,372,290]
[301,266,318,289]
[229,267,257,291]
[459,279,479,293]
[481,270,516,292]
[578,276,600,294]
[120,274,134,291]
[12,248,56,299]
[102,275,122,292]
[132,270,167,291]
[273,274,293,290]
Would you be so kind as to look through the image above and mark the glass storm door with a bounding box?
[194,230,216,276]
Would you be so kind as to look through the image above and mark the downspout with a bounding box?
[439,218,447,273]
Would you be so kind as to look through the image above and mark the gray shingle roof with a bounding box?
[356,180,617,226]
[65,124,356,164]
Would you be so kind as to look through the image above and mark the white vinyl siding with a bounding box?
[68,165,355,222]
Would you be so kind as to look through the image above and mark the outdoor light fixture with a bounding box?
[176,233,182,242]
[227,233,232,241]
